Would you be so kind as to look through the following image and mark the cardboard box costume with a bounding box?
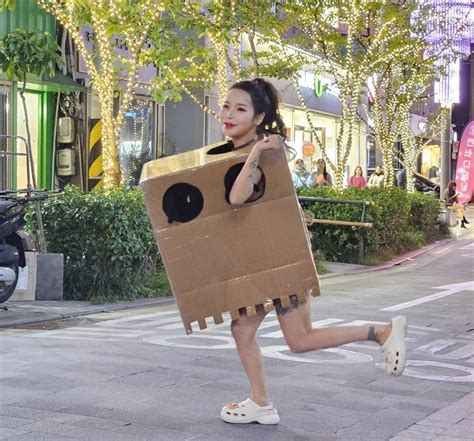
[140,141,320,334]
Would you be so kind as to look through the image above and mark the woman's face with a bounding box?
[295,160,304,170]
[219,88,263,141]
[375,166,382,174]
[355,166,362,176]
[317,160,326,171]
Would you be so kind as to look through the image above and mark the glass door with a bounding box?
[16,91,41,189]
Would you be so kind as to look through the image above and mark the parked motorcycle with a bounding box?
[0,189,49,303]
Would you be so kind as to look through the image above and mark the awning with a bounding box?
[0,70,85,92]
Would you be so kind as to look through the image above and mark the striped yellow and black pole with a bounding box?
[88,119,103,191]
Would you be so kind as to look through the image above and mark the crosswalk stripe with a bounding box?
[262,318,345,338]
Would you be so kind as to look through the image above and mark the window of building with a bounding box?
[120,97,156,186]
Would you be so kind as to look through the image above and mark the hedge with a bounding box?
[298,186,445,263]
[27,185,169,302]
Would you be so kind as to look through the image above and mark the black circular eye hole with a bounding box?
[162,183,204,223]
[224,163,266,204]
[206,142,234,155]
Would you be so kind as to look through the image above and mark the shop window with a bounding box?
[367,134,376,170]
[120,98,155,186]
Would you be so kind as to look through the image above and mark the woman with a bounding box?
[444,181,468,228]
[367,165,384,188]
[311,158,332,187]
[349,166,367,189]
[292,158,311,189]
[220,78,407,425]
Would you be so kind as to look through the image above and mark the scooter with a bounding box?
[0,189,47,303]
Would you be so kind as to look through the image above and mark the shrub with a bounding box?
[28,185,170,302]
[299,186,444,263]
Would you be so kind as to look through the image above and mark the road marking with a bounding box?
[25,327,154,341]
[414,339,474,360]
[262,318,344,338]
[402,360,474,383]
[261,345,373,364]
[459,242,474,250]
[382,281,474,311]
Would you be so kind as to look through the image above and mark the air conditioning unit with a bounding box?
[57,117,75,143]
[56,149,75,176]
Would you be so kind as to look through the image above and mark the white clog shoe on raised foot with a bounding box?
[381,315,407,376]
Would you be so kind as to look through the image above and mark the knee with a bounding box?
[231,318,254,344]
[285,336,308,354]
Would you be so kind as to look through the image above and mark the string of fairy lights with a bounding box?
[37,0,161,188]
[37,1,463,189]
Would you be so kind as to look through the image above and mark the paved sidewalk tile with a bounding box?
[391,392,474,441]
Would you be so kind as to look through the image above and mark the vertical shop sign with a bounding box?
[455,120,474,204]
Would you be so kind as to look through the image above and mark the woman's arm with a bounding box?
[229,135,282,205]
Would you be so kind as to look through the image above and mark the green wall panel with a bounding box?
[0,0,56,38]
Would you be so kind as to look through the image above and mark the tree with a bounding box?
[0,28,62,251]
[150,0,304,117]
[0,0,15,10]
[364,0,470,189]
[272,0,420,189]
[37,0,161,189]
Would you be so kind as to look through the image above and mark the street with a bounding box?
[1,234,473,440]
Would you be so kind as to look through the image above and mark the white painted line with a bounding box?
[382,281,474,311]
[261,318,344,338]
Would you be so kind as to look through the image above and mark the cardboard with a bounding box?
[140,141,320,334]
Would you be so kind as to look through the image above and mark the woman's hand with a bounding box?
[253,134,283,153]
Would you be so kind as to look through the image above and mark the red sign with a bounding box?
[455,120,474,204]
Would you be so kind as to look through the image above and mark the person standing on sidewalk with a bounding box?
[444,181,469,228]
[368,165,384,187]
[219,77,408,425]
[348,165,367,188]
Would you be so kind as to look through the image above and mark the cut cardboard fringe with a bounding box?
[184,291,311,334]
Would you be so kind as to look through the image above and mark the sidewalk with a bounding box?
[1,206,472,329]
[391,392,474,441]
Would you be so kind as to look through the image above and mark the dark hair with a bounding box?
[447,180,457,196]
[316,158,328,180]
[230,78,286,138]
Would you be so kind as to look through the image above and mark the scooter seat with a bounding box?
[0,200,17,216]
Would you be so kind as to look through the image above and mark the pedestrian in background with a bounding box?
[348,166,367,189]
[311,158,332,187]
[444,181,469,228]
[292,158,311,189]
[220,77,408,426]
[368,164,384,188]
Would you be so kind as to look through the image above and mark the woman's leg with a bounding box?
[231,305,270,406]
[453,204,465,220]
[278,295,391,353]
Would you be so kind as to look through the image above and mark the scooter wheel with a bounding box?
[0,263,19,303]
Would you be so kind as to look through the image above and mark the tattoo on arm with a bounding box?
[248,159,258,181]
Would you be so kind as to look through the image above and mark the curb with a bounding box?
[0,296,175,328]
[320,237,454,279]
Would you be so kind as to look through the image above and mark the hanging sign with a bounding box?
[302,143,316,157]
[455,119,474,204]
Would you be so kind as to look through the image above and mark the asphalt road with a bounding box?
[0,233,473,440]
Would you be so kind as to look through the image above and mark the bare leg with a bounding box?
[231,305,269,406]
[278,296,392,353]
